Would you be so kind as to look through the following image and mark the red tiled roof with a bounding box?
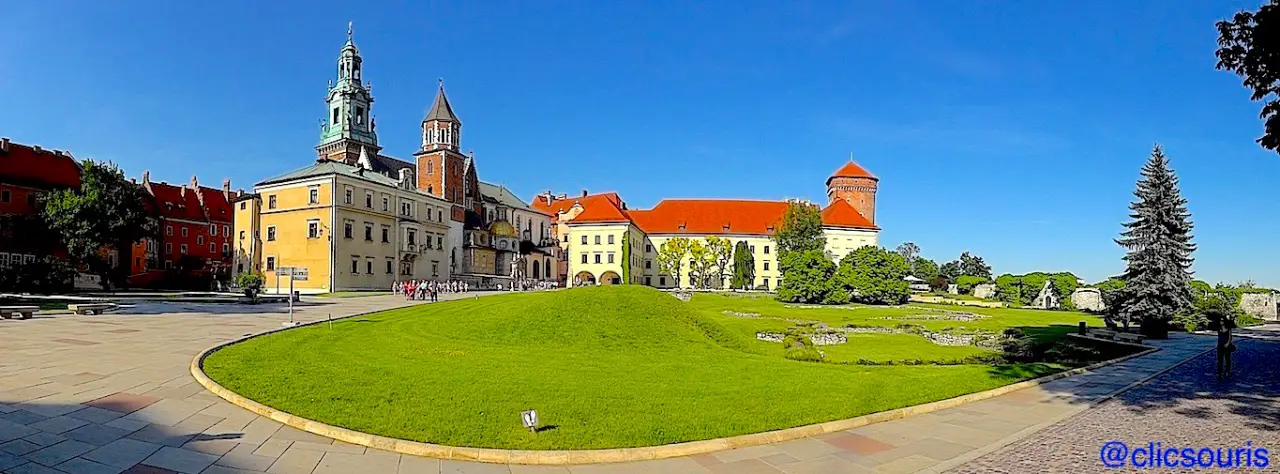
[827,160,877,181]
[531,192,623,216]
[148,182,207,222]
[197,186,232,223]
[0,141,82,190]
[566,194,631,223]
[628,200,789,235]
[821,199,877,229]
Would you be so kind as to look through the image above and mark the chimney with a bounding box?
[191,175,199,190]
[142,171,153,195]
[0,138,9,152]
[180,184,187,198]
[222,178,231,200]
[581,189,588,197]
[32,145,42,153]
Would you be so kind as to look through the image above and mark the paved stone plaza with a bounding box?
[0,296,1226,473]
[950,328,1280,473]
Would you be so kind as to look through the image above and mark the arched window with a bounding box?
[426,160,433,175]
[532,260,540,279]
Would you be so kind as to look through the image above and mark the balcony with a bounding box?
[402,242,433,254]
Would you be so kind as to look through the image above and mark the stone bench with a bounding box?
[1091,329,1118,340]
[1116,333,1145,344]
[0,306,39,320]
[67,303,117,315]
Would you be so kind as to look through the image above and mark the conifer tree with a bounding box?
[1116,145,1196,338]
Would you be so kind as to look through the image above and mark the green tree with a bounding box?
[1217,2,1280,154]
[730,240,754,290]
[704,236,733,289]
[655,237,691,288]
[954,275,990,294]
[835,246,910,305]
[686,239,710,289]
[773,201,825,257]
[910,256,938,282]
[894,242,920,262]
[621,230,631,284]
[776,249,839,303]
[1116,145,1196,339]
[42,160,156,288]
[957,251,991,279]
[939,261,961,281]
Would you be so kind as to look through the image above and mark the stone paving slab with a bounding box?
[0,295,1225,474]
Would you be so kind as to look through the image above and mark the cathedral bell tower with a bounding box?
[414,80,465,203]
[316,22,381,164]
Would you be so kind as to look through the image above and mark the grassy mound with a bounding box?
[204,286,1062,450]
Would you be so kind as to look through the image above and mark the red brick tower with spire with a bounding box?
[826,158,879,225]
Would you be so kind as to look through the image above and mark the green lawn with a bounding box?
[203,286,1100,450]
[315,291,392,298]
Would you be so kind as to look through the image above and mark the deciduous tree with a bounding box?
[42,160,156,288]
[686,239,711,289]
[894,242,920,262]
[835,246,910,305]
[1116,145,1195,339]
[704,236,733,289]
[774,201,825,257]
[655,237,691,289]
[776,249,840,303]
[1217,2,1280,154]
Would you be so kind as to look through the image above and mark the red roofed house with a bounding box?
[128,172,236,288]
[538,159,880,289]
[0,138,83,269]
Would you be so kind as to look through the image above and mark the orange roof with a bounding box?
[566,194,631,223]
[531,192,623,216]
[827,160,877,182]
[628,200,789,235]
[197,186,233,223]
[821,199,877,229]
[148,182,209,222]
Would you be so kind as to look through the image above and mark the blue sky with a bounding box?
[2,1,1276,286]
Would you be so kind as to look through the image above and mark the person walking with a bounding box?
[1217,317,1236,380]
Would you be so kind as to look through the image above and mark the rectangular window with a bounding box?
[181,227,188,237]
[197,235,204,245]
[0,190,10,203]
[209,224,217,236]
[364,224,373,241]
[386,260,393,274]
[764,262,770,271]
[594,254,601,264]
[607,253,615,264]
[645,244,652,252]
[344,222,353,239]
[166,225,173,236]
[594,235,601,245]
[437,236,443,248]
[365,192,373,208]
[382,197,389,211]
[408,231,416,245]
[750,245,755,253]
[351,259,359,274]
[763,278,770,290]
[266,256,276,271]
[645,260,651,269]
[222,243,229,254]
[240,201,246,210]
[209,243,216,252]
[344,187,353,204]
[165,243,172,254]
[267,226,277,241]
[645,276,652,286]
[332,107,339,124]
[660,276,666,286]
[432,262,439,277]
[425,235,433,249]
[608,235,614,244]
[366,260,373,274]
[764,245,770,254]
[223,225,229,236]
[308,220,320,239]
[239,230,245,239]
[308,186,319,204]
[581,235,587,245]
[581,253,587,264]
[180,244,188,255]
[381,227,389,243]
[268,195,277,209]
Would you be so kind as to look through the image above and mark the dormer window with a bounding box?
[678,223,687,231]
[722,224,730,232]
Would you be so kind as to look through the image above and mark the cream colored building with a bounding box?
[541,160,882,290]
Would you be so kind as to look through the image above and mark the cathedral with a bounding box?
[232,24,558,292]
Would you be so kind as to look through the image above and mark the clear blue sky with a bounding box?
[3,1,1276,287]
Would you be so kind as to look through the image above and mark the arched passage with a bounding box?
[600,271,622,285]
[574,271,596,286]
[532,260,541,279]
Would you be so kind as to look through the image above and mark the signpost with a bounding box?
[278,267,308,327]
[520,409,539,433]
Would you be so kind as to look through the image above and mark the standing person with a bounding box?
[431,281,439,302]
[1217,317,1236,380]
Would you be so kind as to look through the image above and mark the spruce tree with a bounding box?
[1116,145,1195,339]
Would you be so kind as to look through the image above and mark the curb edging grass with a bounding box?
[190,311,1161,465]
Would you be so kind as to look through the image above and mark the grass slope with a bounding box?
[205,286,1062,450]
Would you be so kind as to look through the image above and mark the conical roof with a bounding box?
[827,160,877,182]
[426,81,459,122]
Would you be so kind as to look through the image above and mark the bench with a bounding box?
[1116,333,1145,344]
[1091,329,1118,340]
[67,303,117,315]
[0,306,39,320]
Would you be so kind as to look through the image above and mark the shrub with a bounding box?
[955,275,989,295]
[0,257,75,294]
[784,345,823,362]
[235,271,264,290]
[775,249,840,304]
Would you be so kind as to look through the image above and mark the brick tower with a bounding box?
[414,81,481,221]
[826,159,879,225]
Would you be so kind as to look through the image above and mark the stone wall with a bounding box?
[810,333,847,346]
[972,283,997,300]
[1071,288,1105,312]
[1240,293,1279,321]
